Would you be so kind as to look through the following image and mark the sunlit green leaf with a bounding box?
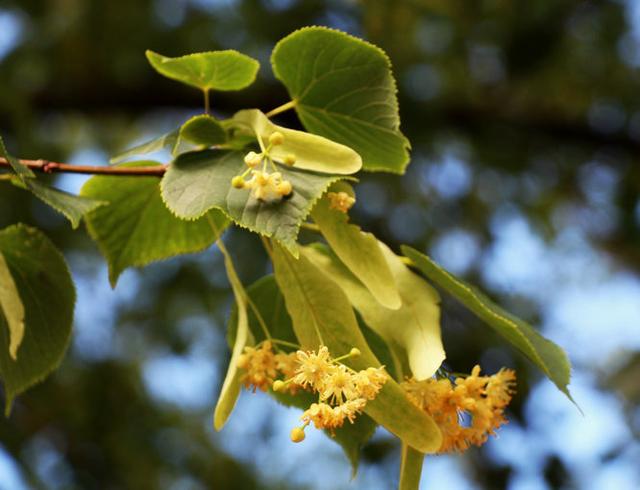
[271,27,410,173]
[0,252,25,361]
[0,224,75,414]
[160,150,344,256]
[179,115,227,147]
[81,161,229,287]
[303,243,444,380]
[402,246,574,401]
[110,130,180,164]
[146,50,260,92]
[271,243,442,453]
[229,109,361,174]
[312,183,401,309]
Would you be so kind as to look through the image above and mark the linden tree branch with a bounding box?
[0,157,167,176]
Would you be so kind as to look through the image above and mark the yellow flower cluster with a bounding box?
[327,191,355,213]
[294,346,387,437]
[402,365,516,453]
[237,341,297,393]
[237,342,388,443]
[231,131,295,201]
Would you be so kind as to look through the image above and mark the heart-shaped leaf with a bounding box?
[160,150,344,256]
[81,162,229,287]
[229,109,361,174]
[0,224,75,414]
[146,50,260,92]
[271,27,410,173]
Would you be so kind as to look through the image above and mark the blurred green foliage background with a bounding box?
[0,1,639,489]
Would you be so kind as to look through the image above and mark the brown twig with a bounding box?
[0,158,167,176]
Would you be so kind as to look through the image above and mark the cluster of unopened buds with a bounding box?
[402,365,516,453]
[231,131,296,202]
[237,341,388,443]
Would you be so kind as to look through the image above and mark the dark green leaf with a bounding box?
[0,224,75,414]
[24,180,106,230]
[179,115,227,147]
[402,246,574,401]
[0,136,34,179]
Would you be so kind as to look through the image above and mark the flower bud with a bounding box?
[244,151,262,168]
[283,153,296,166]
[231,176,245,189]
[290,427,306,443]
[269,131,285,146]
[272,380,285,392]
[278,180,293,196]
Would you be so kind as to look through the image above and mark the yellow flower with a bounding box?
[335,398,367,424]
[293,346,334,391]
[320,364,358,403]
[352,367,388,400]
[245,170,293,201]
[301,402,345,431]
[327,191,355,213]
[238,341,277,392]
[402,365,516,453]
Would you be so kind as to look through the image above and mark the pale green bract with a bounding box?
[160,150,345,256]
[229,109,362,174]
[213,242,252,431]
[312,182,401,309]
[81,162,229,287]
[146,50,260,92]
[0,225,75,415]
[271,243,442,453]
[402,246,574,401]
[0,252,25,361]
[271,26,410,173]
[303,243,445,380]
